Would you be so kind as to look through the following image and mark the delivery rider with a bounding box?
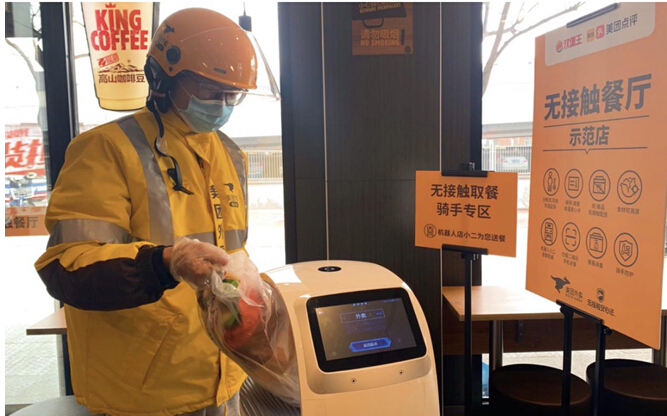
[34,8,279,416]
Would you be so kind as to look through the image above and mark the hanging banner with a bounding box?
[351,3,413,55]
[82,2,152,111]
[526,3,666,348]
[415,171,518,257]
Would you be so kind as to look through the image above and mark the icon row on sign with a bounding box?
[543,168,642,205]
[540,218,638,267]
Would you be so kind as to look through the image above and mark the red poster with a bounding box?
[5,125,49,236]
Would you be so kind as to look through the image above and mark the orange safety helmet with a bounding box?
[147,8,258,90]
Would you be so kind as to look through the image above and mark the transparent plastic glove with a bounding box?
[168,237,230,291]
[196,251,300,406]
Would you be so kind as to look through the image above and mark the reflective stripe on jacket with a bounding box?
[34,108,249,416]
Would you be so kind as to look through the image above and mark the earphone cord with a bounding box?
[145,98,193,195]
[147,98,165,140]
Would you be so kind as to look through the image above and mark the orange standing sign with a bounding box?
[415,171,517,257]
[527,3,666,348]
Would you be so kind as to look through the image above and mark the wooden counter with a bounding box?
[26,307,66,336]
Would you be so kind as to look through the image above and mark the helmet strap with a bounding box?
[146,99,165,139]
[144,58,173,114]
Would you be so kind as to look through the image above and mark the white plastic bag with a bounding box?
[195,250,300,406]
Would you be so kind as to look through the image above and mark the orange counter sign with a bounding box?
[415,171,517,257]
[526,3,667,348]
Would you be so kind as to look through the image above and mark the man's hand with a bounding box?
[167,238,230,290]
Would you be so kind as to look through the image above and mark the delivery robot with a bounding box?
[244,260,439,415]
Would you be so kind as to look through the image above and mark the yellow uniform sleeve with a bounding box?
[35,127,178,311]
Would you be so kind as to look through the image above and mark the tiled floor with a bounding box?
[5,322,61,405]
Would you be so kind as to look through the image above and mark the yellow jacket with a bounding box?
[35,108,248,416]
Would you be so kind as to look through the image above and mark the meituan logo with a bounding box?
[551,275,570,293]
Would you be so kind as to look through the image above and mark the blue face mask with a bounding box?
[176,95,234,133]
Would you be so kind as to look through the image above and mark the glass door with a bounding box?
[5,2,61,408]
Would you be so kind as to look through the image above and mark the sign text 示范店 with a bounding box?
[526,3,666,349]
[82,3,152,110]
[543,73,652,151]
[415,171,517,257]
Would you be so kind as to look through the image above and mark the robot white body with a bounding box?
[263,261,440,415]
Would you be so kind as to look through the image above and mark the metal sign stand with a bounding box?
[442,163,488,416]
[558,301,611,416]
[557,5,647,416]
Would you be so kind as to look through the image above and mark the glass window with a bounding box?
[5,3,284,407]
[480,1,652,393]
[5,2,61,407]
[71,2,285,272]
[480,2,614,290]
